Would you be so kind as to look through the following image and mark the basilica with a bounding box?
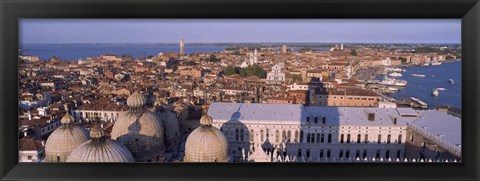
[44,91,229,162]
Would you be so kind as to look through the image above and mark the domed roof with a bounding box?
[127,91,146,108]
[184,113,229,162]
[45,113,90,162]
[111,91,166,162]
[155,106,181,151]
[61,112,74,124]
[66,122,134,162]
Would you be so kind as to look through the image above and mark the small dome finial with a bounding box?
[61,111,74,124]
[200,109,213,126]
[90,118,105,141]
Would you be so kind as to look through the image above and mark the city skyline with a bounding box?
[20,19,461,44]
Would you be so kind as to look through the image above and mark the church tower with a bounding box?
[180,35,185,56]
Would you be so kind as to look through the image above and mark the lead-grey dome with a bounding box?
[111,91,166,162]
[184,113,229,162]
[155,104,181,151]
[45,112,90,162]
[67,122,134,162]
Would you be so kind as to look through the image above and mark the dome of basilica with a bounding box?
[111,90,166,162]
[184,112,229,162]
[154,103,181,151]
[127,91,147,108]
[45,111,90,162]
[67,121,134,162]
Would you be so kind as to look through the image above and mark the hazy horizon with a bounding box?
[20,19,461,44]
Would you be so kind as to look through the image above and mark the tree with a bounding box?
[292,74,303,82]
[224,65,237,76]
[207,54,221,62]
[231,65,267,78]
[350,49,358,56]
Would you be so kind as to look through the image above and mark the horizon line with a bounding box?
[21,42,462,44]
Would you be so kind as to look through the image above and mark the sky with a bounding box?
[19,19,461,44]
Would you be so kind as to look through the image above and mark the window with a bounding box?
[327,150,331,158]
[250,129,254,141]
[282,130,286,141]
[57,156,61,162]
[386,150,390,159]
[306,116,310,123]
[410,134,414,141]
[321,134,325,143]
[306,149,310,158]
[356,150,360,158]
[378,134,382,143]
[339,150,344,158]
[328,134,332,143]
[298,149,302,157]
[322,117,326,124]
[275,130,280,142]
[316,134,320,143]
[396,150,401,159]
[307,134,311,143]
[314,116,318,124]
[295,131,299,142]
[375,150,380,159]
[320,150,324,158]
[340,134,344,143]
[235,129,239,141]
[387,134,391,144]
[357,134,361,143]
[300,131,304,143]
[398,135,402,144]
[260,130,264,141]
[364,134,369,143]
[346,134,351,143]
[363,150,367,159]
[240,129,244,141]
[27,155,32,160]
[346,150,350,158]
[287,130,292,142]
[368,113,375,121]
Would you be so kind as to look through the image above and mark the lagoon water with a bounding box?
[391,61,462,109]
[20,44,227,61]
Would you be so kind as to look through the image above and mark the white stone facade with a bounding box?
[207,103,458,162]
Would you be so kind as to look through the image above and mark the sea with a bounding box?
[20,44,227,61]
[383,62,462,109]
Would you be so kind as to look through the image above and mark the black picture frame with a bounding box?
[1,0,479,180]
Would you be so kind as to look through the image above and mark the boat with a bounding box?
[410,74,426,78]
[409,97,428,109]
[423,63,430,66]
[432,89,439,97]
[387,86,399,91]
[387,67,404,72]
[436,88,446,91]
[378,75,407,86]
[449,79,455,84]
[388,72,402,77]
[431,61,442,66]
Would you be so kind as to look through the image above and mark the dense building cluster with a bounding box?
[18,37,461,162]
